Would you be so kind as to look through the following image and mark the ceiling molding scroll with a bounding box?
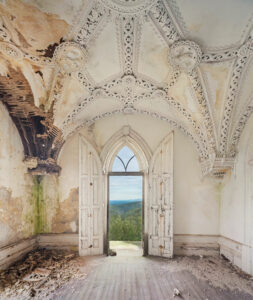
[61,106,207,162]
[100,0,156,15]
[49,42,88,115]
[0,40,53,67]
[219,38,253,156]
[149,0,180,46]
[66,1,106,48]
[188,70,216,152]
[229,100,253,156]
[165,0,189,38]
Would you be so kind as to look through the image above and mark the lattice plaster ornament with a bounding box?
[53,42,86,73]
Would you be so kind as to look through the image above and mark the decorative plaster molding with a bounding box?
[70,1,106,49]
[219,46,252,155]
[189,70,216,152]
[101,125,152,173]
[100,0,156,15]
[0,41,53,67]
[168,40,202,74]
[53,42,86,73]
[0,41,23,61]
[149,0,180,46]
[230,104,253,155]
[202,48,238,63]
[201,155,235,178]
[62,106,207,163]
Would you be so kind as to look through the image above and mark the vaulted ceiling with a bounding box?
[0,0,253,176]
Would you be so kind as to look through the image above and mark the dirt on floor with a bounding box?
[166,255,253,295]
[0,250,253,300]
[0,249,97,300]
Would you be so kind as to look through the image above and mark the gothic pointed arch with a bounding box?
[101,126,152,174]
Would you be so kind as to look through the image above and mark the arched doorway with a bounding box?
[108,145,144,255]
[79,127,174,258]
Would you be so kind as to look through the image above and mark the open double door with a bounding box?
[79,133,173,257]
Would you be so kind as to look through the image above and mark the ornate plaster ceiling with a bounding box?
[0,0,253,177]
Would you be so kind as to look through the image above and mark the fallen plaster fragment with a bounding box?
[0,249,87,300]
[23,268,50,282]
[173,287,181,297]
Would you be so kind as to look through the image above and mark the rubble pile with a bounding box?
[0,249,86,299]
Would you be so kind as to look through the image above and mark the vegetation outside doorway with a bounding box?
[107,146,144,256]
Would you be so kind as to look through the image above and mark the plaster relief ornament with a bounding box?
[100,0,155,14]
[168,40,202,74]
[0,42,24,61]
[237,39,253,58]
[53,42,86,73]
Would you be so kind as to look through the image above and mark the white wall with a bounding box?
[0,103,34,248]
[220,114,253,275]
[56,113,219,237]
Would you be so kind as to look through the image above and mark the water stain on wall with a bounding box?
[0,186,35,247]
[52,188,79,234]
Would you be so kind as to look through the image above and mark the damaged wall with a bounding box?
[40,114,219,237]
[0,102,35,248]
[30,137,79,235]
[220,114,253,275]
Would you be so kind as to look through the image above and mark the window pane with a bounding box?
[118,146,134,165]
[112,146,140,172]
[126,156,139,171]
[112,156,125,172]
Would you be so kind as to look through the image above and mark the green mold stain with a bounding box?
[32,175,48,234]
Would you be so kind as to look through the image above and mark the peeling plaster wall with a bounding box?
[36,134,80,235]
[43,114,219,237]
[0,102,35,248]
[220,114,253,275]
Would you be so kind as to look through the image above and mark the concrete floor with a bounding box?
[52,245,253,300]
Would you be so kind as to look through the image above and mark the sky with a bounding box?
[110,146,142,201]
[112,146,139,172]
[109,176,142,201]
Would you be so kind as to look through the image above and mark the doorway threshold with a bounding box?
[109,241,143,257]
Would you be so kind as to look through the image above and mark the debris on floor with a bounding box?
[173,287,181,297]
[108,249,117,256]
[166,256,253,295]
[0,249,87,300]
[23,268,51,282]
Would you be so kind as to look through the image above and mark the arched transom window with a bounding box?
[112,146,139,172]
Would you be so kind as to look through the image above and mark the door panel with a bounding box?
[148,133,173,258]
[79,135,103,256]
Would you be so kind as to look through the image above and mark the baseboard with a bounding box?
[37,233,78,250]
[3,234,251,274]
[0,237,37,271]
[174,234,220,256]
[219,236,253,275]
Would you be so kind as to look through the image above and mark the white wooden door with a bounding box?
[148,133,173,257]
[79,135,103,256]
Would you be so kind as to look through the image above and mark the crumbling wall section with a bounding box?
[34,134,79,234]
[0,102,35,248]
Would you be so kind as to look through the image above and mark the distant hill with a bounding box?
[110,199,142,206]
[109,201,142,217]
[109,200,142,241]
